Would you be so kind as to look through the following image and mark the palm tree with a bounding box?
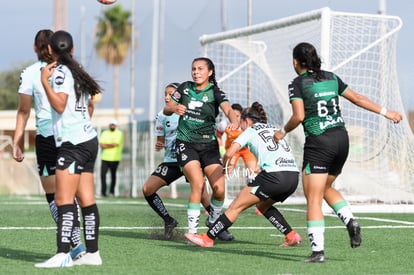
[95,4,132,119]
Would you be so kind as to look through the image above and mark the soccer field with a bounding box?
[0,195,413,275]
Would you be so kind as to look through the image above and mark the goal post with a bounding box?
[200,7,414,205]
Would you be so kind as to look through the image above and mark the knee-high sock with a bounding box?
[207,213,232,239]
[307,219,325,252]
[263,206,292,235]
[71,198,82,247]
[207,198,224,224]
[45,193,58,223]
[57,204,75,253]
[145,193,174,223]
[82,204,100,253]
[187,203,200,234]
[332,200,354,226]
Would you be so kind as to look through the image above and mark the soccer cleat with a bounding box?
[304,251,325,263]
[70,243,86,260]
[347,218,362,248]
[217,229,235,241]
[184,233,214,247]
[73,251,102,266]
[280,232,302,247]
[206,219,235,241]
[35,252,73,268]
[164,218,178,240]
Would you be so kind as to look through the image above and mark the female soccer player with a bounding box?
[36,30,102,268]
[13,29,84,260]
[142,82,212,240]
[274,42,403,263]
[185,102,301,247]
[164,57,238,240]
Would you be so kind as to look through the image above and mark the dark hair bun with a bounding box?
[50,30,73,53]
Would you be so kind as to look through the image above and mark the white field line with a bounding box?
[1,198,413,230]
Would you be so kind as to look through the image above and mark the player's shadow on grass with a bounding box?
[0,246,52,263]
[100,229,149,240]
[166,242,306,262]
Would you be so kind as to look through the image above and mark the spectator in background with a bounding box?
[99,119,124,197]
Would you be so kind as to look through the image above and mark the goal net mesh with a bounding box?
[200,8,414,205]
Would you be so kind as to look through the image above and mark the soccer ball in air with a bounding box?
[97,0,117,5]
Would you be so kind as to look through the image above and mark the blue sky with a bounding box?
[1,0,412,121]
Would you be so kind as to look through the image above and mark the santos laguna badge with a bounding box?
[202,93,208,102]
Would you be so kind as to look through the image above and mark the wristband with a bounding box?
[380,107,387,116]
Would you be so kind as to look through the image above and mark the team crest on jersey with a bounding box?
[202,93,208,102]
[181,153,188,161]
[172,91,181,101]
[54,67,66,85]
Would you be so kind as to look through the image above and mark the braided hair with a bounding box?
[241,101,268,124]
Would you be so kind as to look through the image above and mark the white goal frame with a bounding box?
[199,7,414,207]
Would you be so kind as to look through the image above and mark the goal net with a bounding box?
[200,7,414,206]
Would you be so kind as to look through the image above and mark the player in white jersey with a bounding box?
[12,29,84,260]
[142,83,216,240]
[35,30,102,268]
[185,102,302,248]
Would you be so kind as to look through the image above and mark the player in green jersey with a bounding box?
[164,57,238,240]
[274,42,403,263]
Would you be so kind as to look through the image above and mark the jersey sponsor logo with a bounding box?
[288,84,294,97]
[202,93,208,102]
[312,164,327,171]
[188,99,203,110]
[319,116,344,130]
[54,75,65,85]
[275,157,296,167]
[54,67,66,86]
[84,123,94,134]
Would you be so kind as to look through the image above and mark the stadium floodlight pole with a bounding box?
[378,0,387,14]
[221,0,228,31]
[247,0,252,105]
[148,0,161,175]
[129,0,138,197]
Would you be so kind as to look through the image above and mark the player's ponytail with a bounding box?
[50,30,102,101]
[241,101,268,124]
[293,42,322,80]
[34,29,54,64]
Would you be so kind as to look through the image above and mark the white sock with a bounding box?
[187,203,200,234]
[307,220,325,252]
[208,198,224,224]
[333,201,354,225]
